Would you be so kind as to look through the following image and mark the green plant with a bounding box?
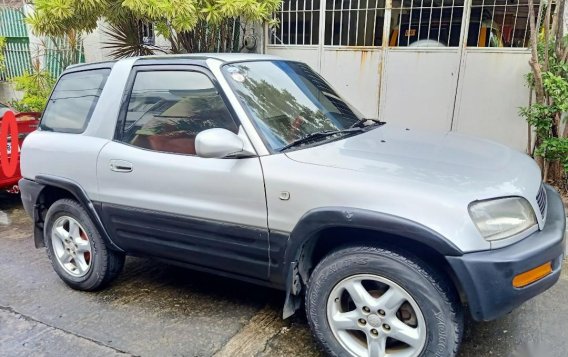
[0,37,6,73]
[520,0,568,190]
[27,0,281,54]
[9,60,55,112]
[102,17,166,58]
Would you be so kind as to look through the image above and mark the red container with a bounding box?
[0,109,40,192]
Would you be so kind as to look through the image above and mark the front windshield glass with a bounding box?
[222,61,364,151]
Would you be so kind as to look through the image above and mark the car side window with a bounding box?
[120,70,238,156]
[41,69,110,133]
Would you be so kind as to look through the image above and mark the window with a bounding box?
[325,0,386,46]
[41,69,110,133]
[468,0,542,48]
[270,0,321,45]
[139,21,155,46]
[389,0,465,47]
[121,71,237,155]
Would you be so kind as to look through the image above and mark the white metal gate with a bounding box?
[266,0,538,150]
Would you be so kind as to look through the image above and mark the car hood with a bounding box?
[285,125,542,200]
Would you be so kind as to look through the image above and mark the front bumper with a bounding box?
[447,184,566,321]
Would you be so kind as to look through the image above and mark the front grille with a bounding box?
[536,184,547,218]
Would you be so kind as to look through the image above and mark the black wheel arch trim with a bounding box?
[283,206,463,267]
[20,175,124,252]
[280,206,463,318]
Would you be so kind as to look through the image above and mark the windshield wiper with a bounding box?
[350,118,386,129]
[279,127,364,152]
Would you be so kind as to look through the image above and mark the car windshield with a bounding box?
[222,60,365,151]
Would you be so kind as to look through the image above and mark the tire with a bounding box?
[305,246,463,357]
[44,198,125,291]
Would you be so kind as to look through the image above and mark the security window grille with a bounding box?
[325,0,386,46]
[269,0,543,49]
[139,21,156,46]
[270,0,321,45]
[389,0,465,47]
[468,0,544,48]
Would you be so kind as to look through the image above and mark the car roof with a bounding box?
[136,53,283,62]
[66,53,283,71]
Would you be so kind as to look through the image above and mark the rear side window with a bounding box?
[41,68,110,133]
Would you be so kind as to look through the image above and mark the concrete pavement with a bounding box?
[1,192,567,357]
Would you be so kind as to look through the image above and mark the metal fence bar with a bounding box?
[288,1,291,44]
[364,0,369,45]
[489,0,497,43]
[397,0,403,45]
[373,0,379,45]
[408,0,414,45]
[511,0,521,47]
[347,0,352,45]
[355,0,360,45]
[280,1,285,43]
[303,0,307,44]
[294,0,303,45]
[437,0,444,43]
[500,2,507,47]
[448,0,456,46]
[427,0,434,42]
[417,0,424,42]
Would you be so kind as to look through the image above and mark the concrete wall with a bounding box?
[0,82,21,103]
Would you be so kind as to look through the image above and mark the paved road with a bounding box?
[1,192,567,357]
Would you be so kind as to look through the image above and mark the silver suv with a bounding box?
[19,54,566,357]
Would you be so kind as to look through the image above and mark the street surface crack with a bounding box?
[0,304,135,356]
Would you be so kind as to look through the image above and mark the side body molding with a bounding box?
[23,175,123,252]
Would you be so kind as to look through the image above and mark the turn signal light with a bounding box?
[512,262,552,288]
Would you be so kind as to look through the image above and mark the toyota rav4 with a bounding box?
[19,54,566,357]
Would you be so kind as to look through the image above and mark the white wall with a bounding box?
[83,21,172,63]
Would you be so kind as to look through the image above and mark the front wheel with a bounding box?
[305,246,463,357]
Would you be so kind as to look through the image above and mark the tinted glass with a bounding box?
[223,61,362,151]
[41,69,110,133]
[121,71,237,155]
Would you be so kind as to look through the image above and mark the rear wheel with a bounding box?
[305,246,463,357]
[44,199,125,291]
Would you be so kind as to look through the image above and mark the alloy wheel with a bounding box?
[51,216,93,277]
[326,274,427,357]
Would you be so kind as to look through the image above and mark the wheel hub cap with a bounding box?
[367,314,381,327]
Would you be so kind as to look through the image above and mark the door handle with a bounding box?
[109,160,133,173]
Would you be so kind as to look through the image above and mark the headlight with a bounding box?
[468,197,537,241]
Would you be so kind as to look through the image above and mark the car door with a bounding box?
[96,65,270,280]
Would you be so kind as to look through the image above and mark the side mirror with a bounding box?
[195,128,246,158]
